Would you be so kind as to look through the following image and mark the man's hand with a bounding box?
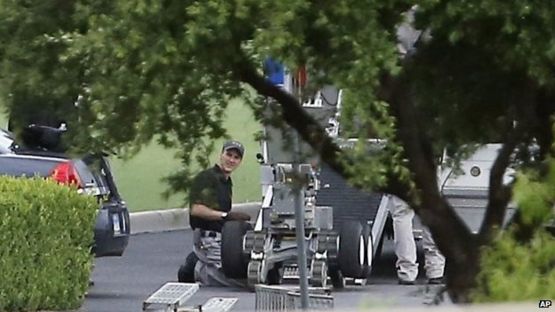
[227,211,251,221]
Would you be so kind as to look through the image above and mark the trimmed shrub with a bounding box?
[0,176,98,311]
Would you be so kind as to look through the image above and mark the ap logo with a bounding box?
[539,299,552,308]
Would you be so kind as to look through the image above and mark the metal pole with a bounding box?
[292,133,309,310]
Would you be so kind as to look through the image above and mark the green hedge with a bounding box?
[472,167,555,302]
[0,177,98,311]
[472,228,555,302]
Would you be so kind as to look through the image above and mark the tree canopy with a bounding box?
[1,0,554,302]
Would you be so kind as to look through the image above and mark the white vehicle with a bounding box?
[438,144,517,233]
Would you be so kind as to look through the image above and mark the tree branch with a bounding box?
[235,60,346,174]
[478,136,518,241]
[233,57,413,198]
[535,89,555,160]
[383,70,476,263]
[478,102,532,241]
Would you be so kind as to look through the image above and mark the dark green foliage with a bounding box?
[2,0,553,197]
[472,157,555,302]
[0,177,97,311]
[2,0,555,300]
[472,229,555,302]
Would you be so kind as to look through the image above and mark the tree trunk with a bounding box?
[385,72,483,302]
[416,177,482,303]
[444,240,481,303]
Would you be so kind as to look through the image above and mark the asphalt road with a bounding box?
[82,230,447,312]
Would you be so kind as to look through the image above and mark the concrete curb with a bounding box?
[130,202,261,234]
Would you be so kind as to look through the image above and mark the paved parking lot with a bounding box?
[83,229,446,311]
[83,229,536,312]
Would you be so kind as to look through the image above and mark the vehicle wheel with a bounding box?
[221,221,252,279]
[318,232,339,265]
[338,220,365,278]
[328,266,344,289]
[310,259,328,287]
[362,225,374,277]
[247,260,263,288]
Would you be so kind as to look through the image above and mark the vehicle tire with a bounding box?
[338,220,365,278]
[361,225,374,277]
[221,221,252,279]
[247,260,263,288]
[310,259,328,287]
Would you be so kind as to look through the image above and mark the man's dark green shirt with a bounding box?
[189,165,233,232]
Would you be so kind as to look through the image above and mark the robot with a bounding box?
[220,81,387,289]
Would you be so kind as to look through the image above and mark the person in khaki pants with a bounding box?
[388,195,445,285]
[178,140,251,286]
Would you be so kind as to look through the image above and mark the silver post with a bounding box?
[292,133,309,310]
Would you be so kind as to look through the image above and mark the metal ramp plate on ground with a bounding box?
[190,297,238,312]
[255,284,333,312]
[143,282,199,311]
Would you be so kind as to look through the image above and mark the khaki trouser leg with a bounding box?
[421,225,445,279]
[388,195,418,282]
[192,229,246,288]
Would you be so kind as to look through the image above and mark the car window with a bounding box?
[0,154,62,177]
[80,155,114,196]
[73,158,110,196]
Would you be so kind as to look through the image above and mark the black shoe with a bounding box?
[398,279,415,285]
[427,277,444,285]
[178,252,198,283]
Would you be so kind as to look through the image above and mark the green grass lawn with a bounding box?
[111,99,263,212]
[0,97,261,212]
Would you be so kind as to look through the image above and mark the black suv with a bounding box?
[0,126,130,257]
